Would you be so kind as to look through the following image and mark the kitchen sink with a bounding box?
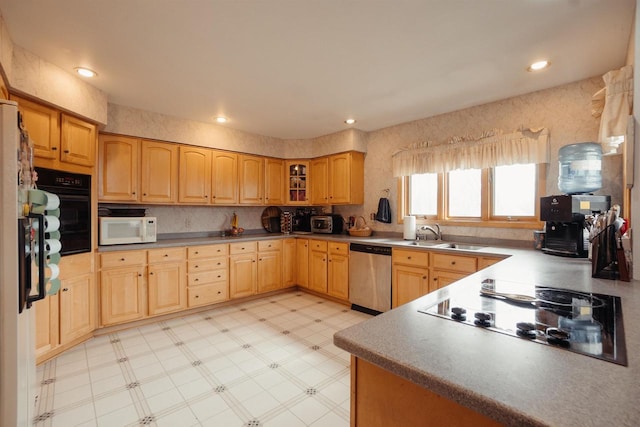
[409,241,487,250]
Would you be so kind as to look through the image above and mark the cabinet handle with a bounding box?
[217,275,221,278]
[423,276,427,279]
[138,273,142,277]
[259,258,262,261]
[195,265,199,268]
[150,272,154,275]
[120,258,125,261]
[217,291,221,294]
[63,150,70,154]
[62,288,69,292]
[194,251,199,255]
[51,147,57,151]
[195,278,199,282]
[407,256,412,260]
[195,295,199,298]
[205,195,209,198]
[451,261,456,265]
[252,260,256,263]
[164,254,169,257]
[144,193,147,196]
[132,192,136,195]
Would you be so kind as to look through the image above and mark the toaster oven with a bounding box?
[310,215,344,234]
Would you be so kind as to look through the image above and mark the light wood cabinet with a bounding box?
[211,151,238,204]
[147,248,187,316]
[296,238,309,287]
[60,114,96,167]
[430,252,477,291]
[392,248,430,308]
[187,244,229,307]
[14,96,97,168]
[286,161,309,205]
[310,157,329,205]
[179,145,212,204]
[98,134,140,201]
[282,238,297,287]
[308,239,328,293]
[100,251,147,326]
[13,95,60,160]
[59,253,95,345]
[239,154,264,204]
[229,242,258,298]
[265,158,285,205]
[328,151,365,204]
[257,240,283,293]
[478,256,503,270]
[141,140,178,203]
[327,242,349,300]
[34,294,59,362]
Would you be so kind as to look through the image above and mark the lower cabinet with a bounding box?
[187,244,229,307]
[282,238,297,287]
[327,242,349,300]
[100,250,147,326]
[229,242,258,298]
[296,238,309,288]
[147,247,187,316]
[257,240,283,293]
[308,240,328,293]
[35,252,95,363]
[392,248,430,308]
[430,252,477,291]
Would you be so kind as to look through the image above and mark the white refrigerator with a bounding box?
[0,99,37,426]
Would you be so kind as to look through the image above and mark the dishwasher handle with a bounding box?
[349,243,392,256]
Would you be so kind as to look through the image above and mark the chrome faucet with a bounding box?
[418,224,442,240]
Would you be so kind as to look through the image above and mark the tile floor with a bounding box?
[33,291,370,427]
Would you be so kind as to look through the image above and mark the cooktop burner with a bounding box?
[418,279,627,366]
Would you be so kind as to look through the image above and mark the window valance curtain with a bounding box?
[391,127,550,177]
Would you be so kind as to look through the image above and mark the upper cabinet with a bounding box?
[98,134,139,202]
[97,131,365,206]
[179,146,212,204]
[286,161,309,205]
[60,114,96,167]
[13,96,60,159]
[239,154,264,204]
[141,140,178,203]
[212,150,238,204]
[13,95,97,169]
[265,158,285,205]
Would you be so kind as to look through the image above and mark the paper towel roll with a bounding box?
[32,215,60,232]
[44,192,60,210]
[403,216,416,240]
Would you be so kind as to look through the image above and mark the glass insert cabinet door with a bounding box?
[286,161,309,205]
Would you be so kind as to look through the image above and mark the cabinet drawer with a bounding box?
[188,269,228,286]
[309,239,328,252]
[328,242,349,255]
[392,249,429,267]
[188,257,227,273]
[101,250,146,269]
[59,252,94,278]
[430,253,477,273]
[148,247,186,263]
[188,282,229,307]
[229,241,257,255]
[258,240,282,252]
[188,244,228,259]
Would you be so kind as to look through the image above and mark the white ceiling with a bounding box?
[0,0,635,139]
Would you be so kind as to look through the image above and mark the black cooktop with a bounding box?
[418,279,627,366]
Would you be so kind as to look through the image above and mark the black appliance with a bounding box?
[292,208,313,232]
[540,195,610,258]
[419,278,627,366]
[35,167,91,255]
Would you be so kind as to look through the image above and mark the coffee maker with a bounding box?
[540,195,610,257]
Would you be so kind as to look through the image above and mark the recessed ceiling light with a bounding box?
[215,116,228,124]
[527,60,550,72]
[74,67,97,78]
[344,118,356,125]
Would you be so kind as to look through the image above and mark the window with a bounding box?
[400,163,544,228]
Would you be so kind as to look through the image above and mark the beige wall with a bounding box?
[334,76,623,243]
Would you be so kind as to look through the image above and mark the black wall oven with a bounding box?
[35,167,91,256]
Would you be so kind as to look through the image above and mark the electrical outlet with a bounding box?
[185,217,192,230]
[370,213,376,221]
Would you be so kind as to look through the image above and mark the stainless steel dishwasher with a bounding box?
[349,243,392,314]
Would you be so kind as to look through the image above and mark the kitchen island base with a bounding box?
[351,356,502,427]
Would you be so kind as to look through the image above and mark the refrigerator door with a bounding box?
[0,100,36,426]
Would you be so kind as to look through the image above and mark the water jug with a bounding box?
[558,142,602,194]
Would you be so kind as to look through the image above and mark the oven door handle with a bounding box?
[26,212,46,308]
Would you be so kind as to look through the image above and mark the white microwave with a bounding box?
[99,217,157,245]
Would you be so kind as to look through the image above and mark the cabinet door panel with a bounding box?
[230,254,257,298]
[98,135,139,201]
[141,140,178,203]
[179,146,212,203]
[392,265,429,308]
[61,114,96,166]
[310,158,328,205]
[100,267,145,325]
[329,153,350,204]
[34,293,59,360]
[13,96,60,159]
[328,253,349,300]
[309,250,328,293]
[239,155,264,204]
[265,158,285,205]
[59,273,94,344]
[148,262,186,316]
[212,151,238,204]
[258,250,282,293]
[282,239,296,287]
[296,239,309,287]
